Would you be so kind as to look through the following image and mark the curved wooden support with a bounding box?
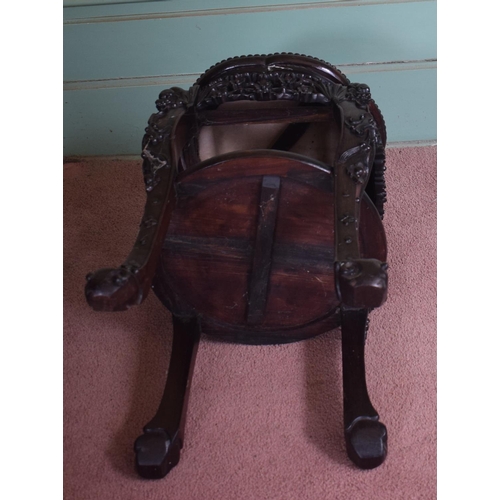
[135,315,201,479]
[85,88,192,312]
[329,84,389,307]
[331,87,387,469]
[341,308,387,469]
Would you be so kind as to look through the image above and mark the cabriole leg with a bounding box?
[134,315,201,479]
[341,308,387,469]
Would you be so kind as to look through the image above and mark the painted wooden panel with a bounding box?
[63,2,436,82]
[63,0,340,10]
[64,0,150,7]
[63,67,436,156]
[64,0,431,19]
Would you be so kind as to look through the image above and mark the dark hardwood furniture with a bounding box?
[85,53,389,479]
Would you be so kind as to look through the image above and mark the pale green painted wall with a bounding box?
[63,0,436,156]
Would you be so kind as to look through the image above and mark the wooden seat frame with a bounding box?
[85,53,389,478]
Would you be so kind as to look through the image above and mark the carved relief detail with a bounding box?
[155,88,190,112]
[338,143,372,185]
[195,71,383,188]
[195,69,377,111]
[346,113,379,144]
[345,83,372,108]
[343,108,386,216]
[196,71,337,108]
[141,88,190,192]
[346,161,370,184]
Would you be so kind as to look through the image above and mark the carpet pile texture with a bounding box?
[64,146,436,499]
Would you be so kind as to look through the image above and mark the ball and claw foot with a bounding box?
[134,429,181,479]
[345,418,387,469]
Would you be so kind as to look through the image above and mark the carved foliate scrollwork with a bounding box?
[341,102,386,216]
[340,100,386,216]
[141,88,190,192]
[345,83,372,108]
[346,113,379,144]
[196,71,338,109]
[155,88,190,112]
[195,68,380,110]
[196,69,381,152]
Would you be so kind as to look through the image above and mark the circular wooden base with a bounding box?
[153,152,386,344]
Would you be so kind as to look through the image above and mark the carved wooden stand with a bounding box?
[85,53,389,478]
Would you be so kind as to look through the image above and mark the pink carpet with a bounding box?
[64,146,436,499]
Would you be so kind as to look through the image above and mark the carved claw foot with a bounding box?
[134,429,181,479]
[85,267,140,311]
[345,418,387,469]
